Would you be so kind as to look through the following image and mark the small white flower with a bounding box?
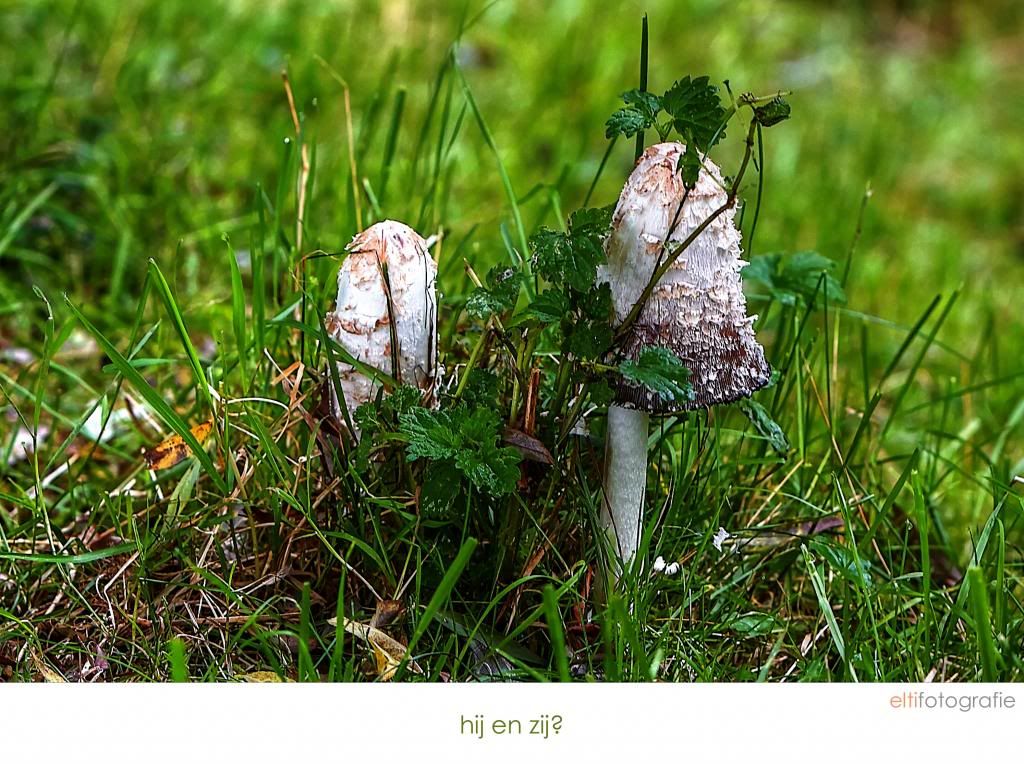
[651,556,680,577]
[712,526,731,553]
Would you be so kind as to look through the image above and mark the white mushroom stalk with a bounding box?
[326,220,437,426]
[600,142,770,576]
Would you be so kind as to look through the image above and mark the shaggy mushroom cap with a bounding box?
[604,142,770,412]
[326,220,437,419]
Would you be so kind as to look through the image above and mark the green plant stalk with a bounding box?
[994,520,1005,635]
[507,330,540,426]
[542,584,570,681]
[967,566,999,681]
[633,14,649,163]
[548,355,574,431]
[507,334,526,426]
[396,537,479,681]
[451,320,492,402]
[912,471,934,641]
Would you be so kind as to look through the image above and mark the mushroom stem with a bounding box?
[600,404,650,574]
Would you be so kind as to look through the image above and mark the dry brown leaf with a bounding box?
[144,420,214,470]
[503,428,553,465]
[330,616,422,681]
[369,599,405,630]
[31,651,65,683]
[236,671,293,683]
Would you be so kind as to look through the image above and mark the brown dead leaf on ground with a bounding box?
[369,599,405,630]
[30,650,66,683]
[236,671,294,682]
[144,420,214,470]
[503,428,553,465]
[330,616,422,681]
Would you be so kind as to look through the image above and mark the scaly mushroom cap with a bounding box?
[326,220,437,419]
[604,142,770,412]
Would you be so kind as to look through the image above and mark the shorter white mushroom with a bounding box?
[326,220,437,425]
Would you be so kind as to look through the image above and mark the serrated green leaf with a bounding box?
[420,460,463,517]
[400,407,460,461]
[355,384,422,434]
[619,347,694,403]
[512,289,570,326]
[605,108,650,140]
[455,443,521,496]
[622,89,662,118]
[564,318,614,360]
[739,399,790,456]
[754,96,791,127]
[588,378,614,407]
[458,406,503,444]
[661,75,727,152]
[604,90,661,140]
[465,288,508,319]
[466,265,521,319]
[399,404,522,499]
[726,612,779,637]
[530,206,612,292]
[745,251,846,307]
[579,282,613,321]
[459,369,499,410]
[677,144,703,188]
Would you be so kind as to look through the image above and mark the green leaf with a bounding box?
[739,399,790,456]
[512,289,570,326]
[604,89,662,140]
[354,384,421,434]
[622,88,662,118]
[677,144,703,188]
[661,75,727,152]
[399,404,522,498]
[455,442,521,496]
[466,265,521,319]
[458,369,500,410]
[808,539,873,589]
[745,251,846,307]
[754,95,791,127]
[420,460,463,518]
[605,108,650,140]
[530,206,612,292]
[619,347,694,404]
[726,612,779,637]
[564,318,613,360]
[400,407,460,461]
[588,379,614,408]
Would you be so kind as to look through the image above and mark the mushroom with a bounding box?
[326,220,437,425]
[600,142,770,575]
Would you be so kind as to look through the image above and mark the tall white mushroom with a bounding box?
[326,220,437,424]
[600,142,770,575]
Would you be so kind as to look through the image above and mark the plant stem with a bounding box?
[600,404,650,581]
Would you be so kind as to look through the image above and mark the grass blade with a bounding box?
[63,296,226,493]
[542,584,570,682]
[398,537,478,679]
[966,566,999,681]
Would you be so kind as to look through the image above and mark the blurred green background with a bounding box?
[4,0,1022,324]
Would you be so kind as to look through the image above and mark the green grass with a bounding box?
[1,0,1022,682]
